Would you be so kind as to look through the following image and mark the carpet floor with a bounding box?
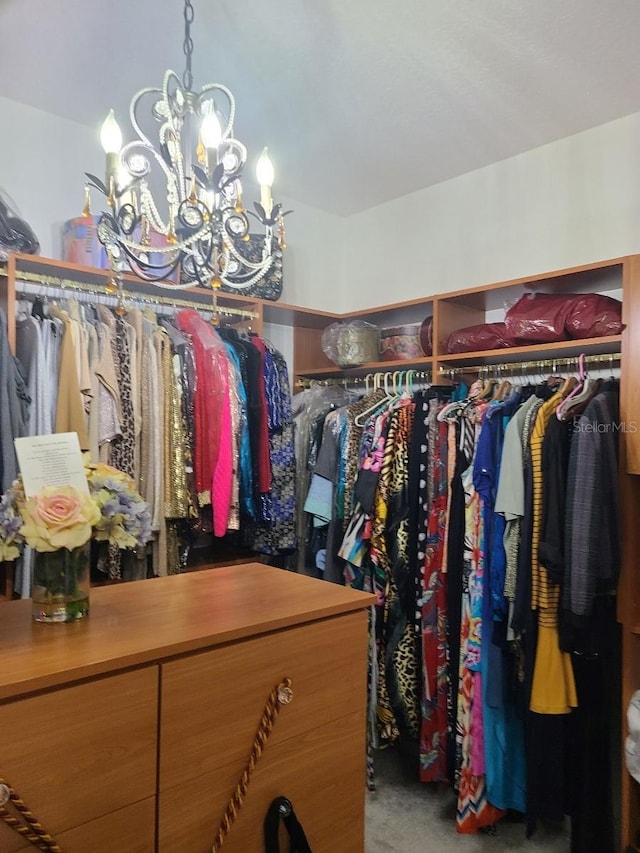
[365,749,570,852]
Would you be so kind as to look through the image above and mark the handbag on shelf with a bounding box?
[264,797,312,853]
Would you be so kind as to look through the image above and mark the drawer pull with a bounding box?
[0,776,62,852]
[212,677,293,851]
[277,685,294,705]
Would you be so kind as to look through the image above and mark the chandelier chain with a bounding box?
[183,0,195,92]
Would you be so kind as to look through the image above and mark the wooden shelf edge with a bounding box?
[435,335,622,367]
[3,252,635,333]
[296,335,622,378]
[297,356,435,378]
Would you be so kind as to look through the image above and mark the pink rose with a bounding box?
[20,486,101,552]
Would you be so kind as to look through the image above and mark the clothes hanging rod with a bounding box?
[295,369,432,390]
[438,352,621,375]
[0,264,259,320]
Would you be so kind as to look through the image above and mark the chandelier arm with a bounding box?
[140,188,171,236]
[223,236,274,271]
[128,87,166,151]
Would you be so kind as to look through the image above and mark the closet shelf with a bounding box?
[436,335,623,367]
[296,354,436,378]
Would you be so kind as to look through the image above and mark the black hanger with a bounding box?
[31,297,45,320]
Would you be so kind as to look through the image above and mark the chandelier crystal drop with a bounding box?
[85,0,290,293]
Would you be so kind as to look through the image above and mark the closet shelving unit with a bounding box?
[293,257,625,383]
[292,253,640,853]
[2,252,640,849]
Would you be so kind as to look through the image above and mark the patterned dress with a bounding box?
[456,405,505,833]
[419,402,450,782]
[370,400,419,745]
[249,347,296,555]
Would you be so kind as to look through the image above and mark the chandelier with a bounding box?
[85,0,290,294]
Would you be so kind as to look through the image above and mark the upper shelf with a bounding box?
[437,335,623,367]
[0,253,631,372]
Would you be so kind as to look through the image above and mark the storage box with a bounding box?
[380,322,426,361]
[61,216,109,269]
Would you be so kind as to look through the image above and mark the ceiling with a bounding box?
[2,0,640,217]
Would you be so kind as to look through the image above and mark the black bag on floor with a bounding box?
[264,797,312,852]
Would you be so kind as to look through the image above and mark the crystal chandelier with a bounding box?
[85,0,290,293]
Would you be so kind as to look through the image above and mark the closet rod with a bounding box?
[0,264,259,320]
[438,352,621,376]
[296,369,432,390]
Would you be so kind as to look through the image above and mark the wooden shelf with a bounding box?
[263,300,339,329]
[435,335,623,367]
[297,355,435,378]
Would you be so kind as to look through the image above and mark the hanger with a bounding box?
[555,353,586,420]
[31,296,45,320]
[353,374,391,427]
[436,377,479,423]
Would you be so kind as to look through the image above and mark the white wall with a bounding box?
[272,193,344,311]
[341,111,640,312]
[0,96,103,259]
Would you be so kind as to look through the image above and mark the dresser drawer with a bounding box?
[5,798,155,853]
[0,667,157,851]
[160,610,369,789]
[159,711,366,853]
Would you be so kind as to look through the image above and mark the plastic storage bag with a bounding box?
[564,293,624,339]
[0,189,39,260]
[504,293,623,344]
[321,321,379,367]
[444,322,511,354]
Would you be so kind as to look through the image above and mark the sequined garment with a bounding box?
[249,347,296,555]
[159,329,194,520]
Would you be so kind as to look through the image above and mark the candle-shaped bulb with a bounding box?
[256,148,274,217]
[201,110,222,150]
[100,109,122,154]
[256,148,274,187]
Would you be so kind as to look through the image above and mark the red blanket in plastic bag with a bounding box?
[504,293,623,344]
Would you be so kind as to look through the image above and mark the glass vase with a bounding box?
[31,544,90,623]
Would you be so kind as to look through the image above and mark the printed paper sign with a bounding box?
[14,433,89,498]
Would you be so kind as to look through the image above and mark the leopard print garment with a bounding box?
[370,400,420,745]
[105,316,136,580]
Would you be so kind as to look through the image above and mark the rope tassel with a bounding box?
[0,779,63,852]
[212,677,294,852]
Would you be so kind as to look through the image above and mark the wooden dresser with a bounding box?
[0,564,374,852]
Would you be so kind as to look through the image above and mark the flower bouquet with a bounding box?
[0,461,152,622]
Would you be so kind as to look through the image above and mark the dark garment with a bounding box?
[565,598,619,853]
[407,391,430,633]
[0,308,25,490]
[538,416,573,586]
[249,347,296,556]
[564,391,620,624]
[247,336,273,499]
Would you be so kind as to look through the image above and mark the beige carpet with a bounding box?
[365,749,570,852]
